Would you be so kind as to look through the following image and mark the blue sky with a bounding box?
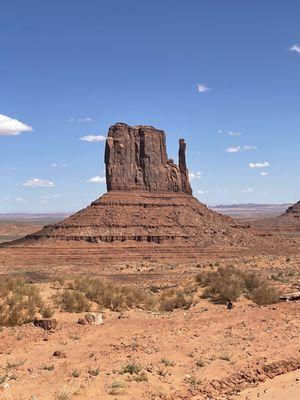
[1,0,300,212]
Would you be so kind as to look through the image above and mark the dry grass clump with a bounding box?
[196,266,281,305]
[0,278,45,326]
[159,289,193,311]
[249,285,281,305]
[54,290,91,313]
[71,277,155,311]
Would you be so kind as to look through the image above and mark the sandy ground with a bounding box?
[237,370,300,400]
[0,285,299,400]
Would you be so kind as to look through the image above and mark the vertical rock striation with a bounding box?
[105,123,192,194]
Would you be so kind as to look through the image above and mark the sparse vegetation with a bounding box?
[184,374,201,388]
[159,289,193,311]
[41,305,54,318]
[54,290,90,313]
[71,369,80,378]
[121,363,142,375]
[0,278,45,326]
[107,381,125,395]
[196,266,281,305]
[55,388,72,400]
[249,284,281,305]
[131,372,148,382]
[42,364,54,371]
[89,367,100,377]
[71,277,155,311]
[160,358,175,367]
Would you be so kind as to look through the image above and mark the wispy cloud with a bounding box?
[242,187,254,193]
[0,114,32,136]
[260,171,269,176]
[243,145,257,151]
[51,163,68,168]
[15,197,28,203]
[68,117,92,122]
[290,44,300,54]
[22,178,55,187]
[196,83,210,93]
[86,176,106,183]
[228,131,242,137]
[41,194,60,200]
[249,161,270,168]
[197,190,208,195]
[80,135,106,142]
[226,146,241,153]
[189,171,202,180]
[226,145,257,153]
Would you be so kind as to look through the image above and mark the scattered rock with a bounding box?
[34,318,57,331]
[280,291,300,301]
[53,350,66,359]
[78,313,103,326]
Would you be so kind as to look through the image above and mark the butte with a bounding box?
[1,123,268,264]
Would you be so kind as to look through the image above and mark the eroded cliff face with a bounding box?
[105,123,192,194]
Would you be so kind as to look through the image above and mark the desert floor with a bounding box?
[0,215,299,399]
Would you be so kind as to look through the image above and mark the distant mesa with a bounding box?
[1,123,270,261]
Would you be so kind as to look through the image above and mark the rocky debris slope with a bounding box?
[252,200,300,234]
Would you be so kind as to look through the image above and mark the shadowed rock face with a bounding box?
[285,201,300,217]
[105,123,192,194]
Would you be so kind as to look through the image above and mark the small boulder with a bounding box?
[34,318,58,331]
[77,313,103,326]
[53,350,66,359]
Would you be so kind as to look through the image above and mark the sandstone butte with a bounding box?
[1,123,276,262]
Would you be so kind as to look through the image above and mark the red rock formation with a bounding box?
[1,123,269,262]
[105,123,192,194]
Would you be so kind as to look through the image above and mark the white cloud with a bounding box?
[0,114,32,136]
[86,176,106,183]
[22,178,55,187]
[69,117,92,122]
[51,163,68,168]
[242,187,254,193]
[226,145,257,153]
[226,146,241,153]
[189,171,202,180]
[197,190,208,195]
[80,135,106,142]
[228,131,242,136]
[290,44,300,54]
[196,83,210,93]
[243,145,257,151]
[260,171,269,176]
[249,161,270,168]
